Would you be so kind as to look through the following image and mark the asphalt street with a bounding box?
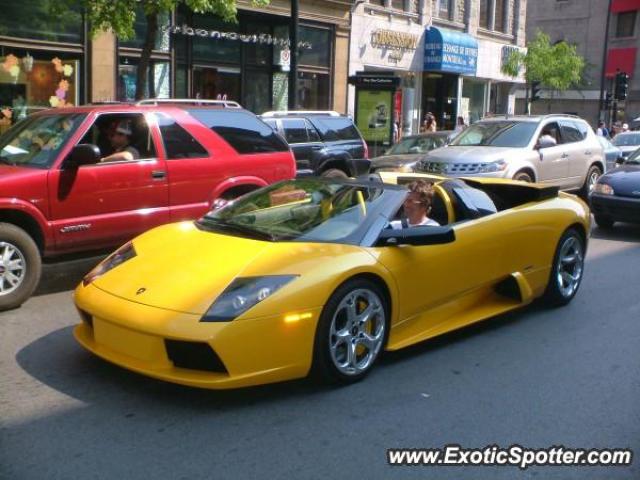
[1,223,639,480]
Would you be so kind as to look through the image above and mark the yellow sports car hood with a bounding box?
[92,222,274,315]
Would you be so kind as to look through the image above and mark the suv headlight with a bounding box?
[593,182,614,195]
[83,242,136,286]
[477,160,508,173]
[201,275,298,322]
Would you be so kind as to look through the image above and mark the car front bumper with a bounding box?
[590,193,640,224]
[74,283,322,389]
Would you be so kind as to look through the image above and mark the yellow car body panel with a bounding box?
[74,174,590,389]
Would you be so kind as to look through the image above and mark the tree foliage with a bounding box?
[501,31,585,92]
[54,0,269,99]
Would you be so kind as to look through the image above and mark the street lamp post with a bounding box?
[288,0,299,110]
[598,0,613,125]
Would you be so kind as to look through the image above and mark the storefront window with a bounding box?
[119,7,171,52]
[117,58,170,101]
[461,78,486,125]
[0,0,83,44]
[299,26,331,67]
[297,72,329,110]
[244,70,271,114]
[0,52,80,126]
[192,16,241,64]
[245,23,271,67]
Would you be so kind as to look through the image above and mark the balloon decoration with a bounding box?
[49,59,75,108]
[2,54,20,79]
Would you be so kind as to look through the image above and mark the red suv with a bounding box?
[0,101,296,309]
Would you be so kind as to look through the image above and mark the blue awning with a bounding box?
[424,27,478,75]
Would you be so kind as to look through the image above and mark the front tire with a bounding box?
[542,228,585,307]
[0,223,41,310]
[513,170,533,183]
[311,278,389,384]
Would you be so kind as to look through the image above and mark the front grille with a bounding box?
[417,161,484,175]
[165,340,228,374]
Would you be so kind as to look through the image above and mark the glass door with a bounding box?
[192,66,241,101]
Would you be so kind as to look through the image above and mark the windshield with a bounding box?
[386,135,446,155]
[450,121,538,148]
[612,133,640,147]
[0,113,85,168]
[199,179,392,244]
[625,147,640,164]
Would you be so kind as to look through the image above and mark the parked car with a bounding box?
[0,100,295,309]
[261,111,369,178]
[74,172,589,389]
[370,131,455,172]
[596,135,624,170]
[590,147,640,228]
[414,114,605,196]
[611,131,640,161]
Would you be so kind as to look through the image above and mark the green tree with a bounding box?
[502,31,585,106]
[57,0,269,99]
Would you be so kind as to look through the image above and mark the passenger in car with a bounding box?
[389,180,440,229]
[101,121,141,162]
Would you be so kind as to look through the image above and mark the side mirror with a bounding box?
[65,144,100,168]
[376,225,455,247]
[615,156,625,165]
[536,137,557,149]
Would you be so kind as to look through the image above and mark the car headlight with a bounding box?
[201,275,298,322]
[593,182,614,195]
[477,160,508,173]
[83,242,136,286]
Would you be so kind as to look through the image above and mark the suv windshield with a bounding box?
[387,135,446,155]
[612,133,640,147]
[200,179,390,244]
[0,113,85,168]
[450,121,538,148]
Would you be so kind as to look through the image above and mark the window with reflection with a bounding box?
[479,0,491,29]
[0,0,83,44]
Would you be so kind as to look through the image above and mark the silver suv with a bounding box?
[414,115,605,195]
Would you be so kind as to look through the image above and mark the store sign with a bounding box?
[371,30,419,51]
[424,26,478,75]
[348,75,401,88]
[162,24,312,49]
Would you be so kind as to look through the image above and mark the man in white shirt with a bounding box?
[389,180,440,229]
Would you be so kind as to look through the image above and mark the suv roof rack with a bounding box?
[136,99,242,108]
[261,110,342,117]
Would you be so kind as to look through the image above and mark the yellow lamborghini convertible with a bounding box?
[74,172,590,389]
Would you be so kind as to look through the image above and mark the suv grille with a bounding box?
[417,161,483,175]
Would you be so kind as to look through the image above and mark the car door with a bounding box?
[536,121,569,186]
[281,118,313,172]
[561,120,591,189]
[372,187,509,346]
[48,112,170,252]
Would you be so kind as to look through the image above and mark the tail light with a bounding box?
[363,141,369,160]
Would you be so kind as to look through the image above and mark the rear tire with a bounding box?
[0,223,41,311]
[594,215,614,229]
[513,170,533,182]
[541,228,584,307]
[321,168,349,179]
[311,278,389,385]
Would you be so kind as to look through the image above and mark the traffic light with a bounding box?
[531,81,542,102]
[614,72,630,101]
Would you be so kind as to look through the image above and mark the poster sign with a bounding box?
[356,90,393,144]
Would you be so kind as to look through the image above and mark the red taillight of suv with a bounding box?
[362,141,369,160]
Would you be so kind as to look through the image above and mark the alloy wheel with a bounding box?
[0,241,26,296]
[329,288,386,376]
[556,235,583,298]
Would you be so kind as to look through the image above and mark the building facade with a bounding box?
[0,0,352,121]
[348,0,527,147]
[522,0,640,127]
